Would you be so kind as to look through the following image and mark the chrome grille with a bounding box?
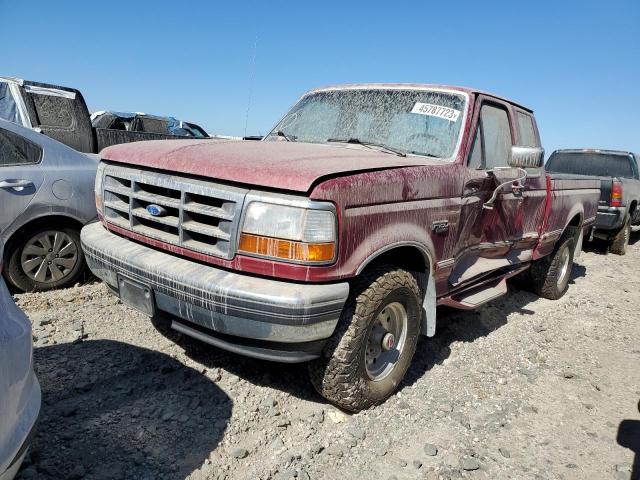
[101,163,247,259]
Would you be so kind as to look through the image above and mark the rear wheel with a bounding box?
[530,228,577,300]
[609,216,630,255]
[308,266,421,412]
[4,226,85,292]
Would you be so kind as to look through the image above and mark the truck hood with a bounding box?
[100,139,440,192]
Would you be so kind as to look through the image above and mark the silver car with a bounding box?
[0,241,41,480]
[0,119,98,291]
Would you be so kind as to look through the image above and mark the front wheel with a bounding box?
[4,226,86,292]
[308,266,422,412]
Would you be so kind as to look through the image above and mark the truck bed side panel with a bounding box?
[94,128,199,153]
[538,174,599,256]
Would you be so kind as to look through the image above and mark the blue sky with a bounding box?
[1,0,638,155]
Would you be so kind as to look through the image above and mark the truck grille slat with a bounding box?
[131,191,181,208]
[103,200,129,214]
[182,203,234,220]
[101,164,247,259]
[182,221,231,240]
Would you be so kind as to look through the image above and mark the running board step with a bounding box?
[439,278,508,310]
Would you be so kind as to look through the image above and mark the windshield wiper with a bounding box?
[327,137,406,157]
[273,130,296,142]
[408,150,442,159]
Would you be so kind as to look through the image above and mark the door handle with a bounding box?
[511,182,525,195]
[0,179,34,190]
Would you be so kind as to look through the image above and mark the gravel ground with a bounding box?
[13,235,640,480]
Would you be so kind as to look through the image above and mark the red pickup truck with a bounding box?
[81,84,599,411]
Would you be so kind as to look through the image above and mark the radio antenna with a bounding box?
[243,34,258,138]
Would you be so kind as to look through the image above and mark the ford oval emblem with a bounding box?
[146,204,167,217]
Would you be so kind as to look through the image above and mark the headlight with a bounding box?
[95,162,106,215]
[238,201,336,263]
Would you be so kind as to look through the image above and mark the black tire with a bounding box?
[609,217,630,255]
[308,266,422,412]
[4,226,86,292]
[530,228,577,300]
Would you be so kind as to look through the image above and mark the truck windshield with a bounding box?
[265,89,467,159]
[546,152,636,179]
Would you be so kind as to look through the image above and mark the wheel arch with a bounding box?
[561,212,584,254]
[3,213,86,260]
[355,242,437,337]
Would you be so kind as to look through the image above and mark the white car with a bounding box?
[0,241,40,480]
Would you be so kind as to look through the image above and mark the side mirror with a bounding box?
[509,146,544,169]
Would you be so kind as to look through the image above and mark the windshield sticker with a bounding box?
[411,103,460,122]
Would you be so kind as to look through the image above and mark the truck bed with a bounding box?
[94,128,202,152]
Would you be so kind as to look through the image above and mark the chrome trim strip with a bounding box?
[23,84,76,100]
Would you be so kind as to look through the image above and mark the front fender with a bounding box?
[343,219,438,337]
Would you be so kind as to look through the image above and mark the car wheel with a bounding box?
[4,226,85,292]
[530,227,577,300]
[309,266,421,412]
[609,217,630,255]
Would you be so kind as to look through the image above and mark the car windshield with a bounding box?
[546,152,636,178]
[265,88,467,159]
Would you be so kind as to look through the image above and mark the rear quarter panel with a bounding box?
[0,124,98,246]
[537,174,600,257]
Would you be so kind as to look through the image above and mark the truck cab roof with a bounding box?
[552,148,636,156]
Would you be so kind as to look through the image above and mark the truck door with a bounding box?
[19,81,95,153]
[0,127,45,235]
[451,99,528,287]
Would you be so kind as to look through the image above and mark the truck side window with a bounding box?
[468,125,482,169]
[32,94,74,128]
[516,112,538,147]
[0,128,43,166]
[480,104,511,170]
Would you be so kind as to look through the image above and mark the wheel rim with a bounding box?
[556,246,571,290]
[20,230,78,284]
[365,301,408,381]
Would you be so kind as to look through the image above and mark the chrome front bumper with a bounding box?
[81,222,349,362]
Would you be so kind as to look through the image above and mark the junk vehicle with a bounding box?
[0,239,41,480]
[546,149,640,255]
[0,76,209,154]
[81,84,600,411]
[0,119,99,291]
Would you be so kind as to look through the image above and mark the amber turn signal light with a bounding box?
[238,233,335,263]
